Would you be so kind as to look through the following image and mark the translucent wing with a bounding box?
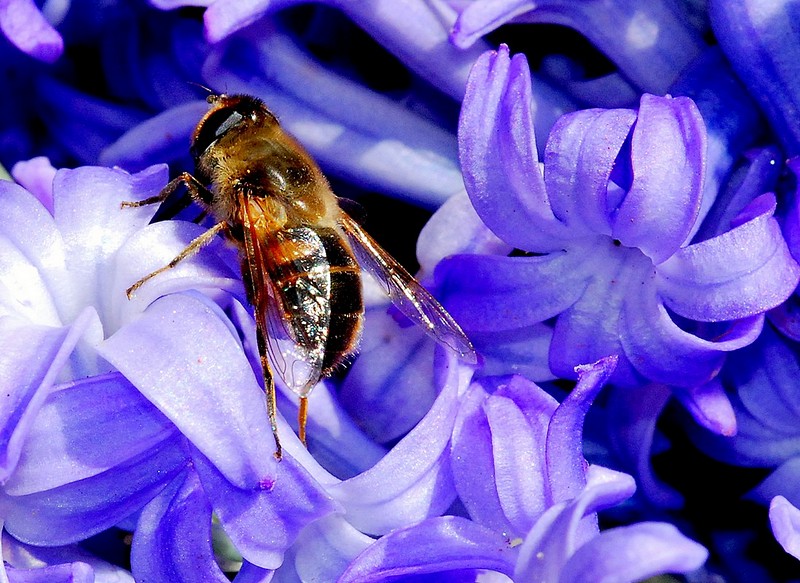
[339,212,476,363]
[241,199,330,396]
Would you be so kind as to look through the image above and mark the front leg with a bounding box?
[125,221,227,298]
[121,172,214,209]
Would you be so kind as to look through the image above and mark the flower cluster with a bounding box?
[2,0,800,581]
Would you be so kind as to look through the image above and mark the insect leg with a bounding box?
[125,221,226,298]
[298,396,308,447]
[121,172,213,209]
[253,319,283,460]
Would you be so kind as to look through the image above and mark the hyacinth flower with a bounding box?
[433,46,799,421]
[338,357,709,581]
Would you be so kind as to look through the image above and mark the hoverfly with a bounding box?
[124,93,475,459]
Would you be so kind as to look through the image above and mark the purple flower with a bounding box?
[435,46,799,401]
[339,357,709,581]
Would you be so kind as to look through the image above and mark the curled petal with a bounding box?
[710,0,800,156]
[4,372,176,496]
[130,470,231,583]
[53,164,170,324]
[339,308,439,443]
[514,467,636,581]
[459,45,570,250]
[546,357,618,505]
[416,190,511,277]
[293,516,374,582]
[202,28,464,207]
[98,293,278,488]
[2,531,135,582]
[770,495,800,560]
[0,308,101,482]
[100,101,209,171]
[560,522,708,582]
[10,156,56,215]
[0,178,65,324]
[673,379,737,437]
[620,277,764,387]
[749,458,800,507]
[338,516,517,582]
[607,384,684,508]
[328,351,472,534]
[544,107,637,236]
[2,435,187,545]
[613,94,706,263]
[192,447,339,570]
[657,193,800,321]
[0,0,63,62]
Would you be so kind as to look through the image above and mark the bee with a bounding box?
[124,93,476,459]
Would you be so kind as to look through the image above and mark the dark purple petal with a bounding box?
[98,293,279,488]
[544,108,636,236]
[459,45,571,250]
[202,30,465,207]
[694,146,781,243]
[671,50,768,239]
[453,0,705,95]
[710,0,800,156]
[546,357,618,505]
[0,0,63,63]
[192,447,339,569]
[0,308,101,481]
[612,95,706,263]
[339,307,439,443]
[338,516,517,582]
[130,469,231,583]
[750,458,800,507]
[436,251,589,332]
[770,495,800,559]
[607,383,684,508]
[329,351,472,535]
[10,156,56,215]
[100,101,209,172]
[560,522,708,582]
[657,194,800,321]
[2,435,187,545]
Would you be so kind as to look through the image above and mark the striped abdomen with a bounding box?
[263,225,363,382]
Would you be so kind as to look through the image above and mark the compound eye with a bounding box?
[191,107,245,159]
